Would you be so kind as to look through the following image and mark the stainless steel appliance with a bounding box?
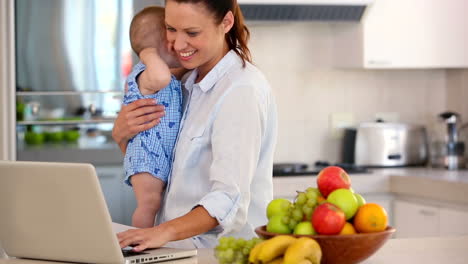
[342,122,428,167]
[430,112,466,170]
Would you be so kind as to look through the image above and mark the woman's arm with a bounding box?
[112,99,166,154]
[117,206,218,251]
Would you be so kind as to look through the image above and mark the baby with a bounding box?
[123,6,182,228]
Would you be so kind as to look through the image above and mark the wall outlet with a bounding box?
[374,112,400,122]
[329,112,355,139]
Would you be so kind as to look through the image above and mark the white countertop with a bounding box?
[273,167,468,205]
[3,167,468,263]
[2,235,468,264]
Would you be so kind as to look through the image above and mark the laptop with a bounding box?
[0,161,197,264]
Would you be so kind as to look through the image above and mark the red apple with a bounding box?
[317,166,351,198]
[311,202,346,235]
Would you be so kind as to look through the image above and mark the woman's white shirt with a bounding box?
[157,50,277,248]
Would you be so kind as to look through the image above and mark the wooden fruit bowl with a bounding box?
[255,225,395,264]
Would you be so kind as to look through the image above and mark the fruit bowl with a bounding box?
[255,225,395,264]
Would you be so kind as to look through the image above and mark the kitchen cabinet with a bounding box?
[333,0,468,68]
[394,199,468,238]
[394,200,439,238]
[95,166,136,226]
[439,207,468,236]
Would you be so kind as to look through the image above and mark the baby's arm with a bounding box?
[138,48,172,95]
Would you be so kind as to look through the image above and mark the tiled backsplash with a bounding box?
[248,22,468,165]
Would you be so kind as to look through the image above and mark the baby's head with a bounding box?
[130,6,179,67]
[130,6,165,55]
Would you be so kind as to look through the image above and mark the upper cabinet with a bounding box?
[333,0,468,69]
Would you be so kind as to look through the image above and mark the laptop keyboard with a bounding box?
[122,249,148,257]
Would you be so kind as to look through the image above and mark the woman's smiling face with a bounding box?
[165,0,230,80]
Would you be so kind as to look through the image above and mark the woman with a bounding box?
[113,0,277,249]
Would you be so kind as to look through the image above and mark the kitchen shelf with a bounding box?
[17,119,116,126]
[16,91,123,96]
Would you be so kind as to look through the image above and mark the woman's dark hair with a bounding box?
[166,0,252,67]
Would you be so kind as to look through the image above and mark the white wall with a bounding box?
[248,22,458,165]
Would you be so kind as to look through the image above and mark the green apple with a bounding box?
[354,193,366,208]
[266,214,292,234]
[45,131,64,143]
[327,188,358,220]
[266,198,291,219]
[293,221,316,235]
[64,130,80,143]
[24,131,45,145]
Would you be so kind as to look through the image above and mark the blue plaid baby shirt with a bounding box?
[123,62,182,186]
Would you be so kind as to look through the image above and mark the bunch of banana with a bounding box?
[248,236,322,264]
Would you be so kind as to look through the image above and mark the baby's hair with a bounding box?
[129,6,166,55]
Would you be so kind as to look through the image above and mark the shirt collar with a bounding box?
[184,50,239,93]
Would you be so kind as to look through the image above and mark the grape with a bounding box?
[288,219,298,230]
[215,237,264,264]
[303,206,314,219]
[306,198,317,208]
[296,192,307,205]
[292,208,303,221]
[306,191,318,201]
[282,215,291,225]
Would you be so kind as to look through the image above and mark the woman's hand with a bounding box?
[117,225,174,251]
[112,99,165,153]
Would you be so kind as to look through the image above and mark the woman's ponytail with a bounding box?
[226,4,252,67]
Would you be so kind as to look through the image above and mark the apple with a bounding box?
[311,202,346,235]
[327,188,359,220]
[24,131,45,145]
[317,166,351,198]
[64,130,80,143]
[354,193,366,208]
[293,221,316,235]
[266,198,291,219]
[266,214,291,234]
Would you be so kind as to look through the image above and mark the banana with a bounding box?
[249,240,267,264]
[283,237,322,264]
[256,235,297,263]
[266,257,284,264]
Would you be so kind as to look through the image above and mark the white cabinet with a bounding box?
[333,0,468,68]
[439,208,468,236]
[95,166,136,226]
[394,199,468,238]
[394,200,439,238]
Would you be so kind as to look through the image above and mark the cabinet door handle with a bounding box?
[419,209,437,216]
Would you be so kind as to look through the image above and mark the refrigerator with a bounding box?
[0,0,165,225]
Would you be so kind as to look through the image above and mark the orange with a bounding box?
[353,203,388,233]
[317,196,326,204]
[339,222,357,235]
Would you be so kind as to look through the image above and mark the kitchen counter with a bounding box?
[273,167,468,205]
[1,235,468,264]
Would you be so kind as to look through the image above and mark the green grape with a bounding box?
[282,215,290,225]
[215,237,264,264]
[306,187,320,195]
[303,206,314,219]
[296,192,307,205]
[306,198,317,207]
[288,219,298,230]
[224,248,234,262]
[305,191,318,200]
[235,238,246,249]
[245,239,255,249]
[292,208,303,221]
